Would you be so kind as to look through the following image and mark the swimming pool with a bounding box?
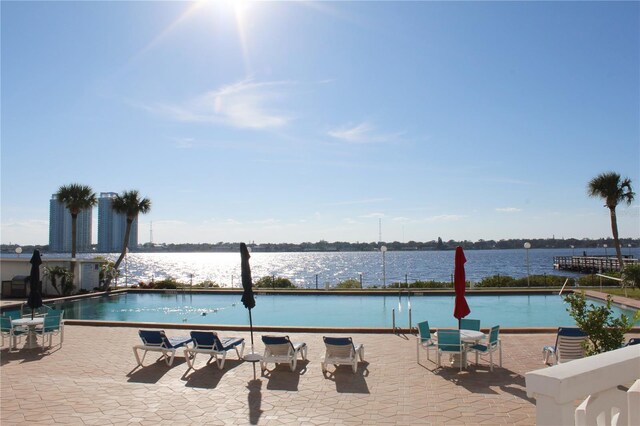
[23,292,640,328]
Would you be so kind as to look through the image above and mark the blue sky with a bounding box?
[1,1,639,245]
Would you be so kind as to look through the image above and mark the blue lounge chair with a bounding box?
[542,327,587,365]
[468,325,502,371]
[460,318,481,331]
[260,335,307,373]
[416,320,436,363]
[184,331,245,369]
[321,336,364,374]
[133,330,193,367]
[436,329,465,371]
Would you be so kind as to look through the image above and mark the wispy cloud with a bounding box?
[323,197,391,207]
[424,214,465,222]
[360,212,386,219]
[328,121,402,143]
[138,79,294,129]
[495,207,522,213]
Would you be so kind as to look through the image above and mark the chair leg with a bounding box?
[133,347,146,366]
[499,343,502,367]
[217,352,227,369]
[352,361,357,373]
[165,349,176,366]
[489,351,494,372]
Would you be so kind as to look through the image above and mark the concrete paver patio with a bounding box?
[1,326,548,425]
[2,326,635,425]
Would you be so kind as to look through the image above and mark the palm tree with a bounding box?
[56,184,97,259]
[587,172,635,271]
[112,190,151,274]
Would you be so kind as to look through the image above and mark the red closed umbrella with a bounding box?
[453,246,470,328]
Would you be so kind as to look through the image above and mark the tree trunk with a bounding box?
[114,218,133,272]
[609,207,624,272]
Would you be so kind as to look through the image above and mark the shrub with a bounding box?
[564,291,639,355]
[255,276,295,288]
[154,278,179,289]
[335,278,361,289]
[622,264,640,289]
[475,275,516,288]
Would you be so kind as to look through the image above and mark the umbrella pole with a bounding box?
[249,308,254,353]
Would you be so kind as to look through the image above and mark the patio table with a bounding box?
[12,317,44,349]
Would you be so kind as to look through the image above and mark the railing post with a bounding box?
[392,308,396,333]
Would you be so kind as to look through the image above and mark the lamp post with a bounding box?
[381,245,387,288]
[15,246,22,258]
[524,242,531,287]
[570,245,575,256]
[603,244,608,257]
[629,244,632,257]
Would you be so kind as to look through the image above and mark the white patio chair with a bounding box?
[260,335,307,373]
[321,336,365,374]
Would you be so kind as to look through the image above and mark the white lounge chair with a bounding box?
[184,331,245,369]
[542,327,587,365]
[260,335,307,373]
[321,336,365,373]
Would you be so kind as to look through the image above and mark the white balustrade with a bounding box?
[525,345,640,426]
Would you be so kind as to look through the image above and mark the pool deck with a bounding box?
[2,326,638,425]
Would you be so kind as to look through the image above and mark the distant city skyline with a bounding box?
[1,1,638,245]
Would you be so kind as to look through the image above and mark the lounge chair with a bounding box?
[133,330,193,367]
[436,329,465,371]
[260,335,307,373]
[184,331,245,369]
[624,338,640,347]
[416,320,436,363]
[36,310,64,348]
[542,327,588,365]
[321,336,365,373]
[0,316,25,352]
[468,325,502,371]
[460,318,481,331]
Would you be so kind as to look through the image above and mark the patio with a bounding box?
[0,326,570,425]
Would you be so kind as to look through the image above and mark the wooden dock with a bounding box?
[553,255,638,273]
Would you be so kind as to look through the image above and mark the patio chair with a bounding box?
[436,329,465,371]
[321,336,365,373]
[133,330,193,367]
[460,318,481,331]
[36,310,64,348]
[184,331,245,369]
[624,338,640,347]
[260,335,307,373]
[468,325,502,371]
[416,320,436,363]
[0,316,25,352]
[542,327,588,365]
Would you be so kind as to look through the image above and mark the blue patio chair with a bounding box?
[468,325,502,371]
[321,336,365,374]
[624,338,640,347]
[459,318,481,331]
[184,331,245,369]
[416,320,436,363]
[133,330,193,367]
[436,329,464,371]
[260,335,307,373]
[542,327,587,365]
[36,310,64,348]
[1,316,25,352]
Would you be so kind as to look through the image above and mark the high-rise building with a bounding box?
[49,194,92,253]
[97,192,138,252]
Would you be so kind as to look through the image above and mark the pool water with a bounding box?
[32,292,640,328]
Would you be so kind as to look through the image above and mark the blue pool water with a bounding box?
[31,292,640,328]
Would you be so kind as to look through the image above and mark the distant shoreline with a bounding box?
[2,237,638,255]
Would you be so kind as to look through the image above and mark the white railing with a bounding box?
[525,345,640,425]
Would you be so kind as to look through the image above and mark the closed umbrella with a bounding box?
[240,243,256,354]
[453,246,470,328]
[27,249,43,319]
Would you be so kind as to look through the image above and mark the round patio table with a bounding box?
[12,317,44,349]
